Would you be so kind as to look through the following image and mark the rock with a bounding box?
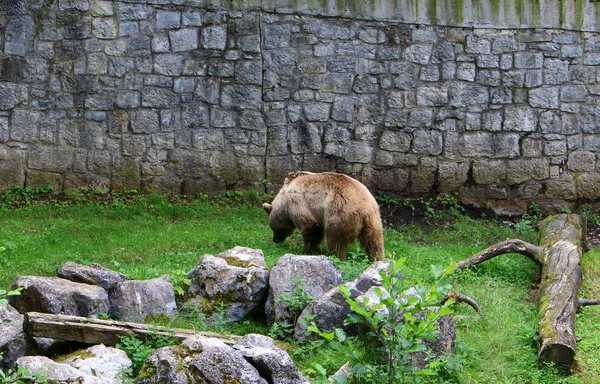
[17,355,104,384]
[57,262,131,292]
[184,249,269,323]
[265,254,344,326]
[233,334,309,384]
[61,344,132,383]
[295,261,390,340]
[0,303,33,370]
[137,335,268,384]
[216,246,268,269]
[9,276,109,318]
[109,277,177,322]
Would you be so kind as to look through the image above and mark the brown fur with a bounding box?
[263,171,385,261]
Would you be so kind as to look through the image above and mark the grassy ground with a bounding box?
[0,189,599,383]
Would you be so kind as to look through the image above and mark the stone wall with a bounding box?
[2,0,600,213]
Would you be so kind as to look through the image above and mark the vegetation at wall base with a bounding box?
[0,187,599,383]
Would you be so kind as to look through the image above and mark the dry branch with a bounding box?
[24,312,240,346]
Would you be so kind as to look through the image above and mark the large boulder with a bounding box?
[136,335,268,384]
[57,262,131,292]
[184,247,269,322]
[265,254,344,326]
[233,334,309,384]
[0,303,34,370]
[294,260,390,340]
[9,276,109,317]
[109,276,177,322]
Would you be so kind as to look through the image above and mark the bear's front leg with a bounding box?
[301,225,324,254]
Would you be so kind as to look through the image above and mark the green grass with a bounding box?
[0,191,599,383]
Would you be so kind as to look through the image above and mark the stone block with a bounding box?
[473,160,506,184]
[412,129,442,155]
[567,151,596,172]
[131,109,159,134]
[507,158,549,185]
[577,173,600,199]
[170,28,198,52]
[529,86,559,108]
[201,25,227,50]
[504,106,537,132]
[438,161,470,186]
[380,130,411,152]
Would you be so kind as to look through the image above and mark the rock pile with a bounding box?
[0,246,456,383]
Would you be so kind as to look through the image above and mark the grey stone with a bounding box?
[514,52,544,68]
[170,28,198,52]
[110,277,177,322]
[182,103,210,129]
[131,109,159,133]
[529,87,559,108]
[417,84,448,106]
[154,54,183,76]
[567,151,596,172]
[266,254,343,327]
[0,83,28,110]
[185,250,269,322]
[142,88,179,108]
[139,335,268,384]
[0,303,30,370]
[57,262,131,291]
[236,61,262,85]
[504,106,537,132]
[234,334,309,384]
[380,130,411,152]
[560,85,587,102]
[450,82,488,107]
[222,85,261,110]
[473,160,506,184]
[438,161,470,186]
[577,173,600,199]
[201,25,227,50]
[17,356,104,384]
[10,276,109,317]
[507,158,550,184]
[412,129,442,155]
[403,44,432,64]
[544,59,570,84]
[294,261,389,340]
[156,10,181,30]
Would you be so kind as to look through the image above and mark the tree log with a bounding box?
[536,214,583,370]
[455,214,584,371]
[24,312,240,346]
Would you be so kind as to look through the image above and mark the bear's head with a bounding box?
[263,202,294,243]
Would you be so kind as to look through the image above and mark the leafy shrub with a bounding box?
[308,258,456,383]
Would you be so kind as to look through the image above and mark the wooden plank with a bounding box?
[24,312,240,346]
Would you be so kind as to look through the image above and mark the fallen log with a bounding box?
[24,312,240,346]
[455,214,586,371]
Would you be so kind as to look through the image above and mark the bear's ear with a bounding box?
[262,203,272,214]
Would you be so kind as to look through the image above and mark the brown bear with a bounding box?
[262,171,385,261]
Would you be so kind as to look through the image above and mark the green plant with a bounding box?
[579,206,600,227]
[116,330,178,377]
[268,321,295,341]
[167,270,191,302]
[308,258,456,384]
[272,275,313,339]
[0,287,22,305]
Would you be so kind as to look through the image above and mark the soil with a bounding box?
[378,200,600,247]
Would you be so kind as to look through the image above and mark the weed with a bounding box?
[167,270,191,303]
[268,322,295,341]
[116,330,178,377]
[272,275,313,339]
[579,206,600,227]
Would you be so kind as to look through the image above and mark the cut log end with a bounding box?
[539,343,576,371]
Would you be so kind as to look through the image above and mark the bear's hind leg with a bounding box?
[301,225,324,254]
[359,226,385,261]
[326,236,351,261]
